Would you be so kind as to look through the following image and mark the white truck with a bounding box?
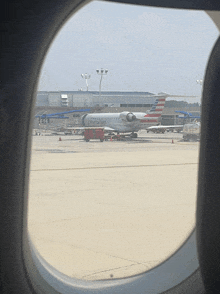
[182,122,200,141]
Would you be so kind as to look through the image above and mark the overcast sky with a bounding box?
[38,1,219,101]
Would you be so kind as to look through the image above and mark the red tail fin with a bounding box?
[139,98,166,123]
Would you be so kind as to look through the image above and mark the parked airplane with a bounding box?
[146,110,201,133]
[147,124,183,133]
[76,94,167,138]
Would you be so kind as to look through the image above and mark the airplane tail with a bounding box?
[149,97,166,115]
[142,97,166,122]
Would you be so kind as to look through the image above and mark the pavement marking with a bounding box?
[30,162,198,172]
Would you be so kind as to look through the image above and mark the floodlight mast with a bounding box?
[96,68,108,106]
[196,79,203,106]
[196,79,203,85]
[81,73,91,91]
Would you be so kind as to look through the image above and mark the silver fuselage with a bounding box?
[82,112,159,132]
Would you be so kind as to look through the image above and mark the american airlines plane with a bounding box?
[80,95,166,137]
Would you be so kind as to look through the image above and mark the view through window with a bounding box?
[28,1,219,280]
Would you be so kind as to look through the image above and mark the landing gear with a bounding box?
[130,132,138,138]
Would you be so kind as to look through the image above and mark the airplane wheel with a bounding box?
[85,139,89,142]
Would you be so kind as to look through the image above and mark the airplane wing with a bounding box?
[147,125,183,133]
[147,125,183,128]
[151,93,199,99]
[102,127,116,131]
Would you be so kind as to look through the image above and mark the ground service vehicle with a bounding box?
[183,122,201,141]
[84,128,105,142]
[1,0,220,293]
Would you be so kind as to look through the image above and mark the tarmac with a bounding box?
[28,130,199,280]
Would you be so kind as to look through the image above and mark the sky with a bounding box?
[38,1,219,101]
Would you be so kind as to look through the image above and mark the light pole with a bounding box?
[196,79,203,106]
[196,79,203,85]
[96,68,108,106]
[81,73,91,91]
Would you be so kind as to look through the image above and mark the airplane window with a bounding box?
[28,1,219,282]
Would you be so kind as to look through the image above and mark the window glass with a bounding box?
[28,1,218,281]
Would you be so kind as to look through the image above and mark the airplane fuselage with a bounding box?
[82,112,160,133]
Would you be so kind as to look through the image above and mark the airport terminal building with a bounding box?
[36,91,157,108]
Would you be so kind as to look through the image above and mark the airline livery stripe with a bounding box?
[156,104,165,107]
[158,99,165,102]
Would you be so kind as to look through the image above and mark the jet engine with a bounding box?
[119,112,136,122]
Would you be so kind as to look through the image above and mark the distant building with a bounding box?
[36,91,156,108]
